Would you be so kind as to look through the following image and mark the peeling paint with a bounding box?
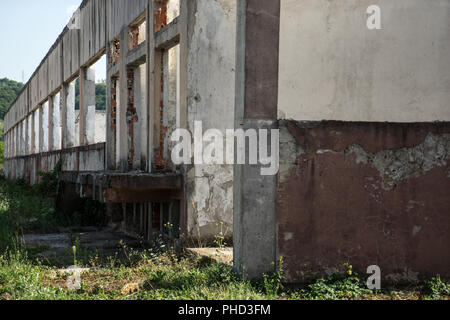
[386,269,420,284]
[346,133,450,190]
[279,125,305,183]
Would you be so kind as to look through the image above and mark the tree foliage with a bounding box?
[0,78,24,120]
[74,78,106,111]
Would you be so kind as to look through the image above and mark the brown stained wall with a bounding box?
[244,0,280,120]
[277,121,450,283]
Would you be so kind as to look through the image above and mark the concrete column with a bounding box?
[53,92,61,150]
[48,96,54,151]
[19,124,22,155]
[42,102,49,152]
[10,131,12,158]
[79,66,96,146]
[62,82,76,148]
[14,125,19,157]
[106,73,117,171]
[4,132,7,159]
[17,125,20,156]
[9,131,12,158]
[146,0,156,172]
[11,128,15,158]
[24,116,29,155]
[136,63,148,170]
[8,131,10,158]
[179,0,188,130]
[233,0,281,279]
[10,130,13,158]
[118,27,130,172]
[5,132,7,159]
[28,115,32,155]
[20,121,24,156]
[15,125,19,157]
[7,131,9,159]
[31,111,36,154]
[39,106,44,153]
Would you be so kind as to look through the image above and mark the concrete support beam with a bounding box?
[106,74,117,171]
[5,132,8,159]
[48,96,54,151]
[39,106,44,153]
[5,132,7,159]
[117,27,129,172]
[233,0,281,279]
[155,16,180,50]
[31,111,35,154]
[79,66,96,146]
[134,64,147,170]
[62,82,76,148]
[178,0,187,130]
[53,92,61,150]
[24,116,29,155]
[12,127,16,158]
[17,125,20,156]
[42,102,49,152]
[147,0,156,172]
[20,121,24,156]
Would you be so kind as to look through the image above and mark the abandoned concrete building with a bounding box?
[3,0,450,283]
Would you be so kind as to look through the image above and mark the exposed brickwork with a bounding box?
[126,69,138,171]
[129,26,140,50]
[154,2,168,32]
[109,38,120,65]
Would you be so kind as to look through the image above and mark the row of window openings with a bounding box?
[6,55,107,157]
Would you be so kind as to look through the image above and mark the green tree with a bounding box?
[0,78,24,119]
[75,79,106,111]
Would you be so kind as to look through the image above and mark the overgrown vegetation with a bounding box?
[35,161,61,197]
[424,275,450,300]
[0,176,58,250]
[0,175,449,300]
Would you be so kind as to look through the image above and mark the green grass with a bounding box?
[0,174,449,300]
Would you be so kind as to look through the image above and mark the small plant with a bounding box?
[72,246,77,267]
[34,161,61,197]
[300,264,372,300]
[262,257,285,297]
[213,222,228,249]
[424,275,450,299]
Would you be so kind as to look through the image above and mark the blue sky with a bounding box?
[0,0,106,84]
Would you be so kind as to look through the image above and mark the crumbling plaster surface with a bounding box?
[346,133,450,190]
[277,120,450,283]
[184,0,236,240]
[278,0,450,122]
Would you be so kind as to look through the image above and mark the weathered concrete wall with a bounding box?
[184,0,236,241]
[74,110,106,145]
[278,0,450,122]
[4,144,104,185]
[278,121,450,283]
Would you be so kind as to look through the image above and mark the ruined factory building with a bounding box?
[3,0,450,283]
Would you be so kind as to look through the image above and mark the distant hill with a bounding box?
[0,77,106,120]
[0,78,24,120]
